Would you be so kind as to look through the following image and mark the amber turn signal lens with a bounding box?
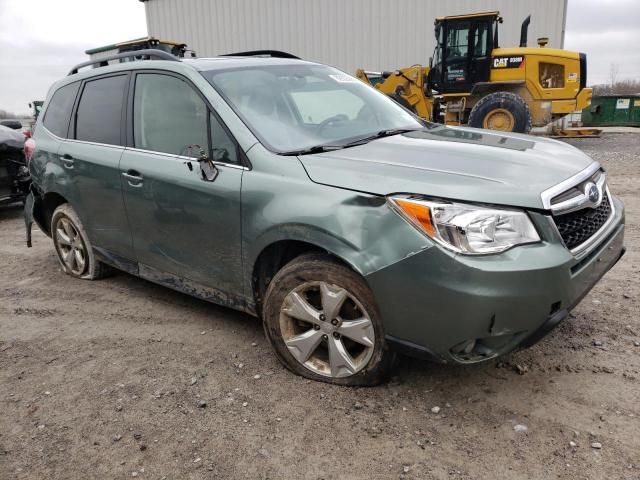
[392,198,437,237]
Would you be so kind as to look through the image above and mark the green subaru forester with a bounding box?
[25,50,625,385]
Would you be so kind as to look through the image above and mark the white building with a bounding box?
[141,0,568,73]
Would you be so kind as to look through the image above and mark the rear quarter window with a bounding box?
[42,82,80,138]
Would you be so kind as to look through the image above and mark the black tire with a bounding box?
[468,91,532,133]
[51,204,112,280]
[262,253,394,386]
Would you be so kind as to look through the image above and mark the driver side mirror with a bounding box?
[198,150,219,182]
[182,144,219,182]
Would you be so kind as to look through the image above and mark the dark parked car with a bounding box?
[0,123,30,206]
[25,51,625,385]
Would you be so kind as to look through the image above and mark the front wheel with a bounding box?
[262,253,394,386]
[468,91,532,133]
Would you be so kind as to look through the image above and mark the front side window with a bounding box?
[43,82,80,138]
[539,63,565,89]
[203,64,423,153]
[210,112,238,164]
[75,75,127,145]
[133,73,208,157]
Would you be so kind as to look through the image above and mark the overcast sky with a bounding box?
[564,0,640,86]
[1,0,638,115]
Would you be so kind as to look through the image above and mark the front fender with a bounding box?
[242,145,432,296]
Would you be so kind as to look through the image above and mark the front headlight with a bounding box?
[389,196,541,254]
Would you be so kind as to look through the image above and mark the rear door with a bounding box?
[119,71,244,295]
[58,73,135,266]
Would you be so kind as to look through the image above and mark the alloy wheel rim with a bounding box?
[279,281,375,378]
[483,108,515,131]
[55,217,87,276]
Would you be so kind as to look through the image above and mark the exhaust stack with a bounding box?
[519,15,531,47]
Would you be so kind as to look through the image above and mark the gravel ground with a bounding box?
[1,134,638,479]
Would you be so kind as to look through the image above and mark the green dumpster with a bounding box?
[581,94,640,127]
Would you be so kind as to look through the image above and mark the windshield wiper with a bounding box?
[339,128,422,148]
[279,144,344,156]
[279,127,423,156]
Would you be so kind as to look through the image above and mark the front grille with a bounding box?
[554,192,611,250]
[550,170,602,206]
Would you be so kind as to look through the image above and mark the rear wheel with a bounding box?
[51,204,111,280]
[262,253,393,386]
[468,92,532,133]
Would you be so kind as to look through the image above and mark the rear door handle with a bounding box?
[60,154,74,169]
[122,170,143,187]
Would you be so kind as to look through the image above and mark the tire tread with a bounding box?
[468,91,532,133]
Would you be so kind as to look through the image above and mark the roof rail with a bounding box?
[68,49,180,76]
[219,50,300,59]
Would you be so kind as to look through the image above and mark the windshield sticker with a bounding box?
[329,73,359,83]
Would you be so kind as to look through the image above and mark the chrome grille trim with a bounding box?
[541,163,618,258]
[540,162,602,212]
[550,171,606,215]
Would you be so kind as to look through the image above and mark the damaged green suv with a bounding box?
[26,50,625,385]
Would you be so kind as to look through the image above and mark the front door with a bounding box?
[436,17,493,94]
[120,71,244,297]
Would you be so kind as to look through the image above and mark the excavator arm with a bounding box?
[356,66,434,121]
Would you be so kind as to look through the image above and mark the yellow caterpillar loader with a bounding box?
[356,12,593,133]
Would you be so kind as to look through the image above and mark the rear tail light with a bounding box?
[24,138,36,164]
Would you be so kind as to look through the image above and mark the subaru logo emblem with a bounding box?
[585,182,600,204]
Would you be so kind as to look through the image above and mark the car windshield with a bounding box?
[202,64,424,153]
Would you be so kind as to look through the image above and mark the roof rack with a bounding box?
[68,49,180,76]
[219,50,300,59]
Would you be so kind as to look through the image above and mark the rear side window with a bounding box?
[133,73,209,157]
[43,82,80,138]
[75,75,128,145]
[539,63,565,89]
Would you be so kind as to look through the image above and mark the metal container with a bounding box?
[581,95,640,127]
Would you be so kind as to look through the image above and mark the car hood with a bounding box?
[297,126,597,210]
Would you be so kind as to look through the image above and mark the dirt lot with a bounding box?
[1,134,638,480]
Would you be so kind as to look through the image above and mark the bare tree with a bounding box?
[593,79,640,96]
[609,63,619,88]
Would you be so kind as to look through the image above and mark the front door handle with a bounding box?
[122,170,143,187]
[60,154,74,169]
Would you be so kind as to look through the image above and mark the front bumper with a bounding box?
[366,195,626,364]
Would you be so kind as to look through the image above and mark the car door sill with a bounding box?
[93,246,256,316]
[138,263,255,315]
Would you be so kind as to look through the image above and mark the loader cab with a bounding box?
[430,12,500,94]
